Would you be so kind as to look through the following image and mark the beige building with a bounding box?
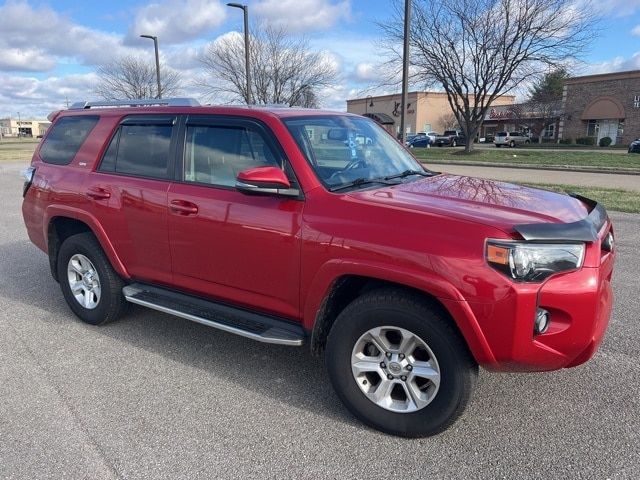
[0,118,51,138]
[346,91,516,136]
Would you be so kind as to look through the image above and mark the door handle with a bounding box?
[86,187,111,200]
[170,199,199,215]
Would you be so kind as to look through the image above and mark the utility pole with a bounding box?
[227,3,251,105]
[400,0,411,144]
[140,34,162,98]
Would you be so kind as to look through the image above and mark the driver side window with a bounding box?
[184,125,280,187]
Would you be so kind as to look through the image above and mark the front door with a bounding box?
[167,116,304,320]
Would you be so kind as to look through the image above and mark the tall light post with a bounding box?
[399,0,411,144]
[227,3,251,105]
[140,34,162,98]
[17,111,21,138]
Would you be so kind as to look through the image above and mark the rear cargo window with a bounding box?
[40,116,99,165]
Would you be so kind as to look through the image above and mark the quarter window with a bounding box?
[40,116,99,165]
[183,125,280,187]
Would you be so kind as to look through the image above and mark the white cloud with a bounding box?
[632,25,640,36]
[592,0,640,17]
[581,53,640,74]
[0,1,136,72]
[253,0,351,32]
[128,0,227,45]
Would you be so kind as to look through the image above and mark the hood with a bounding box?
[348,174,591,234]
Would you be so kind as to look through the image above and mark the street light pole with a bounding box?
[17,111,21,138]
[400,0,411,144]
[140,35,162,99]
[227,3,251,105]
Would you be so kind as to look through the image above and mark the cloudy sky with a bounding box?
[1,0,640,119]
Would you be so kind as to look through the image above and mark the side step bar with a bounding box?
[123,283,305,346]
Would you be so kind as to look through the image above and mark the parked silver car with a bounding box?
[494,131,530,147]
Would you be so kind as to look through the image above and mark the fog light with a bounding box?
[535,308,550,334]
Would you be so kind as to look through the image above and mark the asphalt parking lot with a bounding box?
[1,161,638,479]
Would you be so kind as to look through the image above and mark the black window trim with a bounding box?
[174,114,304,200]
[96,114,179,182]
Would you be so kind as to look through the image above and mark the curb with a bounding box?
[419,160,640,176]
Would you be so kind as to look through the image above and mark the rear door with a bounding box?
[88,115,177,284]
[167,116,304,319]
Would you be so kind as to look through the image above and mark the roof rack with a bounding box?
[69,98,201,109]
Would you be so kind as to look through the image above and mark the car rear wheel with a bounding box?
[496,144,502,148]
[509,140,515,148]
[57,232,128,325]
[451,140,457,147]
[325,288,478,437]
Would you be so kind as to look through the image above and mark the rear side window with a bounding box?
[99,123,173,179]
[40,116,99,165]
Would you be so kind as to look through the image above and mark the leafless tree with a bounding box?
[198,25,336,107]
[95,55,182,100]
[439,112,458,130]
[379,0,597,152]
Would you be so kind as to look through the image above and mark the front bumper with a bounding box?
[466,202,615,372]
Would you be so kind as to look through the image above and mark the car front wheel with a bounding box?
[325,288,478,437]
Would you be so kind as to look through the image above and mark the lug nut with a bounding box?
[387,374,393,380]
[399,353,405,360]
[407,365,413,371]
[380,362,386,368]
[401,376,407,381]
[386,352,392,359]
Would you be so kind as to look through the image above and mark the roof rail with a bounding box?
[69,98,201,109]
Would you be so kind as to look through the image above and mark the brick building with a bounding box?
[559,70,640,146]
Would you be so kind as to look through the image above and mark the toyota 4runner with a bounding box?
[22,98,615,437]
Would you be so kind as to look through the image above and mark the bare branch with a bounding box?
[197,24,338,107]
[379,0,598,151]
[95,55,182,100]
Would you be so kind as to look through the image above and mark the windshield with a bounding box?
[283,115,428,191]
[496,132,508,137]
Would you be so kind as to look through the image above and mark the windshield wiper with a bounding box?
[329,177,401,192]
[384,169,436,180]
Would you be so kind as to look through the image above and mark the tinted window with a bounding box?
[40,116,99,165]
[99,124,172,179]
[495,132,507,137]
[184,125,280,187]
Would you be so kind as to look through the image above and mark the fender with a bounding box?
[302,258,496,366]
[43,204,130,279]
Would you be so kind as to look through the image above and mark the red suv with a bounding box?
[22,99,615,437]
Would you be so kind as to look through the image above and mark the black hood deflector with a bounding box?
[514,194,607,243]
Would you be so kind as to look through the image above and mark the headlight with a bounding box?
[486,240,585,282]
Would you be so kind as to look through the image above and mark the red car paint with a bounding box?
[22,106,614,372]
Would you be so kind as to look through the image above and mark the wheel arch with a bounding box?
[45,206,129,282]
[306,266,496,366]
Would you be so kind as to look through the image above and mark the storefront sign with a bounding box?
[487,107,514,120]
[634,95,640,108]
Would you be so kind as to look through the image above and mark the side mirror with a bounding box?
[235,166,299,198]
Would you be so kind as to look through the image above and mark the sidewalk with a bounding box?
[430,163,640,192]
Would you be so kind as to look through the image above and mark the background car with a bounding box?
[407,136,432,148]
[494,131,530,147]
[628,138,640,153]
[434,130,466,147]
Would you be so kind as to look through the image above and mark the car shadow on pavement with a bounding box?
[0,240,361,429]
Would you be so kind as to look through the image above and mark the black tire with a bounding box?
[496,144,502,148]
[509,140,515,148]
[451,140,457,147]
[57,232,128,325]
[325,288,478,437]
[525,140,530,145]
